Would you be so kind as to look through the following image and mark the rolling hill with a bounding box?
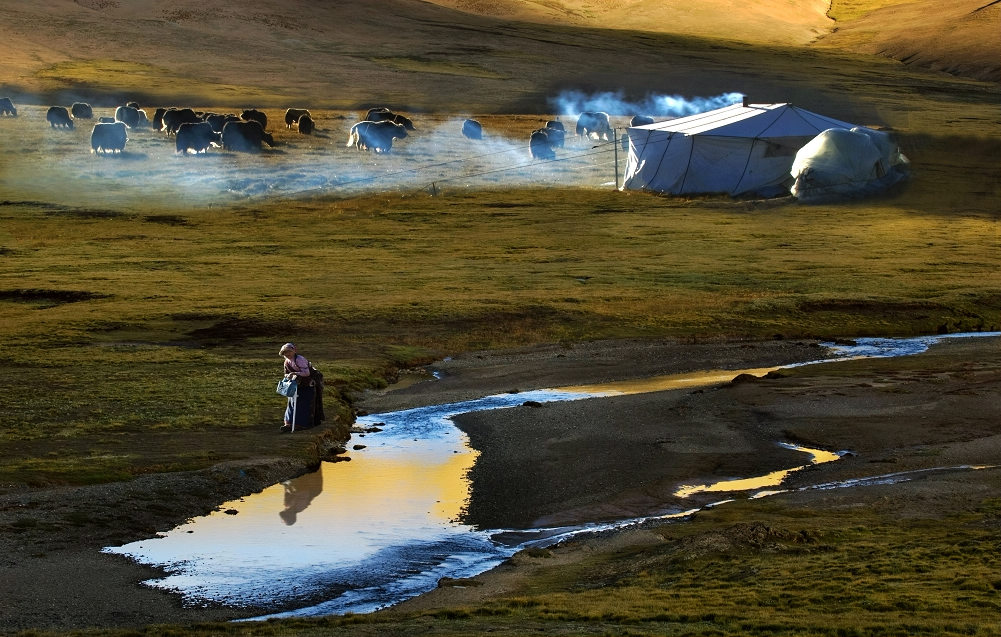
[0,0,996,112]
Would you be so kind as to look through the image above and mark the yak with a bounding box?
[365,108,415,131]
[71,102,93,119]
[152,107,168,132]
[576,111,612,140]
[176,121,221,154]
[205,113,240,134]
[222,119,275,152]
[241,109,267,129]
[91,122,128,154]
[115,105,141,129]
[630,114,655,127]
[46,106,74,129]
[461,118,482,140]
[161,108,200,135]
[0,97,16,117]
[544,122,565,148]
[346,120,408,153]
[297,114,314,135]
[529,128,556,160]
[285,108,310,129]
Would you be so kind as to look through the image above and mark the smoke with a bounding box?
[549,90,745,118]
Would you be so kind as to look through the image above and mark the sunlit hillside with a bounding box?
[0,0,996,113]
[422,0,833,45]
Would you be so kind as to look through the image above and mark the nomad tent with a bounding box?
[622,102,865,197]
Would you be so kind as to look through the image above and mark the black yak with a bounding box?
[91,122,128,154]
[297,114,314,135]
[71,102,93,119]
[285,108,310,129]
[161,108,200,135]
[46,106,74,129]
[115,105,141,129]
[241,109,267,129]
[365,108,415,131]
[530,128,556,160]
[222,119,275,152]
[176,121,221,154]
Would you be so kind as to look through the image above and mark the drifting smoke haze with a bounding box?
[550,90,745,118]
[2,101,676,208]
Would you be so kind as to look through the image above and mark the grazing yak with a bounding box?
[91,122,128,154]
[222,119,275,152]
[630,114,655,127]
[152,107,168,132]
[116,105,150,128]
[543,121,565,148]
[297,114,314,135]
[529,128,556,160]
[365,107,416,131]
[346,120,408,152]
[115,105,142,129]
[205,113,240,134]
[71,102,93,119]
[46,106,74,129]
[241,109,267,129]
[285,108,310,129]
[576,111,612,140]
[176,121,221,154]
[161,108,200,134]
[461,118,482,140]
[0,97,16,116]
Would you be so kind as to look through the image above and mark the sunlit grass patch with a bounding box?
[370,56,508,79]
[32,59,281,107]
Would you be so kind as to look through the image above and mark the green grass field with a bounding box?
[0,101,998,487]
[0,0,999,632]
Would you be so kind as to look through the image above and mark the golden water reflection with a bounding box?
[673,446,841,498]
[562,367,782,396]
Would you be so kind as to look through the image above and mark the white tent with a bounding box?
[622,103,865,197]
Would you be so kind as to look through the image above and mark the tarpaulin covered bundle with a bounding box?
[790,126,910,202]
[622,102,865,197]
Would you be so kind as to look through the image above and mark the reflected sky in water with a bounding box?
[103,332,999,618]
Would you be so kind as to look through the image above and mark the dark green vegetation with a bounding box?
[2,176,998,487]
[1,0,999,633]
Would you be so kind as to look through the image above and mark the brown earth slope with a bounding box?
[0,0,995,113]
[816,0,1001,82]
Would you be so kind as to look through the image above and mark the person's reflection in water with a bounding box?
[279,469,323,525]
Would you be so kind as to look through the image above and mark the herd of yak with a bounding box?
[0,96,644,159]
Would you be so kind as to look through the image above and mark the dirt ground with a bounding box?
[2,335,997,633]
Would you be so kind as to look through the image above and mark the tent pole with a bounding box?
[613,127,620,190]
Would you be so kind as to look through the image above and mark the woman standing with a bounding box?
[280,342,314,433]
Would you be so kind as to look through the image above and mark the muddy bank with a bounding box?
[389,335,1000,614]
[0,444,348,632]
[1,336,997,632]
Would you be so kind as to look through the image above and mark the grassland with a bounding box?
[2,113,997,487]
[0,0,999,633]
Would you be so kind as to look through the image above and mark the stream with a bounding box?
[102,332,998,618]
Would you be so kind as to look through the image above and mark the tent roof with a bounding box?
[630,103,860,138]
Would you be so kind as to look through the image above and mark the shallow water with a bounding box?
[102,332,999,618]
